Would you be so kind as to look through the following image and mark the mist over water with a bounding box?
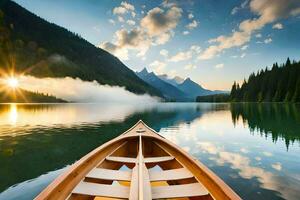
[18,76,159,103]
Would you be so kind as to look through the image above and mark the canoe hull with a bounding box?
[35,120,241,200]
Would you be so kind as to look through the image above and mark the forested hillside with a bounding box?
[0,86,66,103]
[0,0,161,97]
[230,58,300,102]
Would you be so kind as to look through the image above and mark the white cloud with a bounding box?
[255,33,262,38]
[272,23,283,29]
[108,19,115,25]
[241,53,246,58]
[241,45,248,50]
[231,0,249,15]
[186,20,198,30]
[102,6,182,60]
[131,11,136,18]
[200,0,300,60]
[121,1,134,11]
[141,6,182,36]
[18,76,158,103]
[240,148,249,153]
[188,13,194,19]
[198,142,298,200]
[99,42,129,60]
[255,156,261,161]
[263,151,273,157]
[167,45,201,62]
[126,20,136,26]
[92,26,100,33]
[215,63,224,69]
[161,0,177,8]
[271,162,282,171]
[99,27,152,60]
[160,49,169,57]
[149,60,166,74]
[197,142,218,154]
[118,16,125,22]
[113,7,127,15]
[264,38,272,43]
[113,1,135,15]
[168,51,192,62]
[184,63,196,70]
[153,32,172,45]
[190,45,202,53]
[183,30,190,35]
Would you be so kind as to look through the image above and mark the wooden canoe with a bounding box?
[35,120,241,200]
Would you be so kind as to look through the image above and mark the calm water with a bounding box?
[0,103,299,200]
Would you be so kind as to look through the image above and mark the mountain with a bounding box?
[177,78,213,98]
[0,0,162,97]
[158,74,184,86]
[136,68,187,101]
[159,74,228,99]
[0,86,66,103]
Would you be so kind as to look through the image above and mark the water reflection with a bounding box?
[159,107,300,200]
[0,103,299,200]
[230,103,300,149]
[9,104,18,125]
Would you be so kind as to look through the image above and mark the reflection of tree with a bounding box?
[230,103,300,149]
[0,103,209,192]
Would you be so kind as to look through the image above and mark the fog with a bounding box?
[18,76,159,103]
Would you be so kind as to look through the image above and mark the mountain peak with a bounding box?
[141,67,148,73]
[174,76,185,84]
[137,67,150,76]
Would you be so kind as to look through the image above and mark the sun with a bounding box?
[7,77,19,89]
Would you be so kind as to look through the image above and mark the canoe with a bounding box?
[35,120,241,200]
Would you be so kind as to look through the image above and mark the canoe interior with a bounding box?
[35,120,241,200]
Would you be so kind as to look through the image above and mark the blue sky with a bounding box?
[13,0,300,90]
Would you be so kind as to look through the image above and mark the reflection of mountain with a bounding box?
[0,103,210,193]
[230,103,300,149]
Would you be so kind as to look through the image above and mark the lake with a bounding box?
[0,103,299,200]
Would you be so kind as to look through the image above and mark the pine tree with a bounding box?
[292,78,300,102]
[230,58,300,103]
[230,81,237,101]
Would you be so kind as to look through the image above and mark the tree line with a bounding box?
[230,58,300,102]
[196,94,229,102]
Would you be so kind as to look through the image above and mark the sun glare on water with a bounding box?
[7,77,19,89]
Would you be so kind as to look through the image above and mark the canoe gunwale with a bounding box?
[34,120,241,200]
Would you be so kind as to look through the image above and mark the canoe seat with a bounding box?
[144,156,174,163]
[106,156,174,163]
[149,168,194,181]
[106,156,136,163]
[72,181,129,198]
[152,183,209,199]
[86,168,131,181]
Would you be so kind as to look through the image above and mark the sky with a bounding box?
[13,0,300,90]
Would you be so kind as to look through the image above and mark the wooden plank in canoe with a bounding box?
[144,156,174,163]
[85,168,131,181]
[72,181,129,199]
[149,167,194,181]
[106,156,136,163]
[106,156,174,164]
[129,165,138,200]
[152,183,209,199]
[142,163,152,199]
